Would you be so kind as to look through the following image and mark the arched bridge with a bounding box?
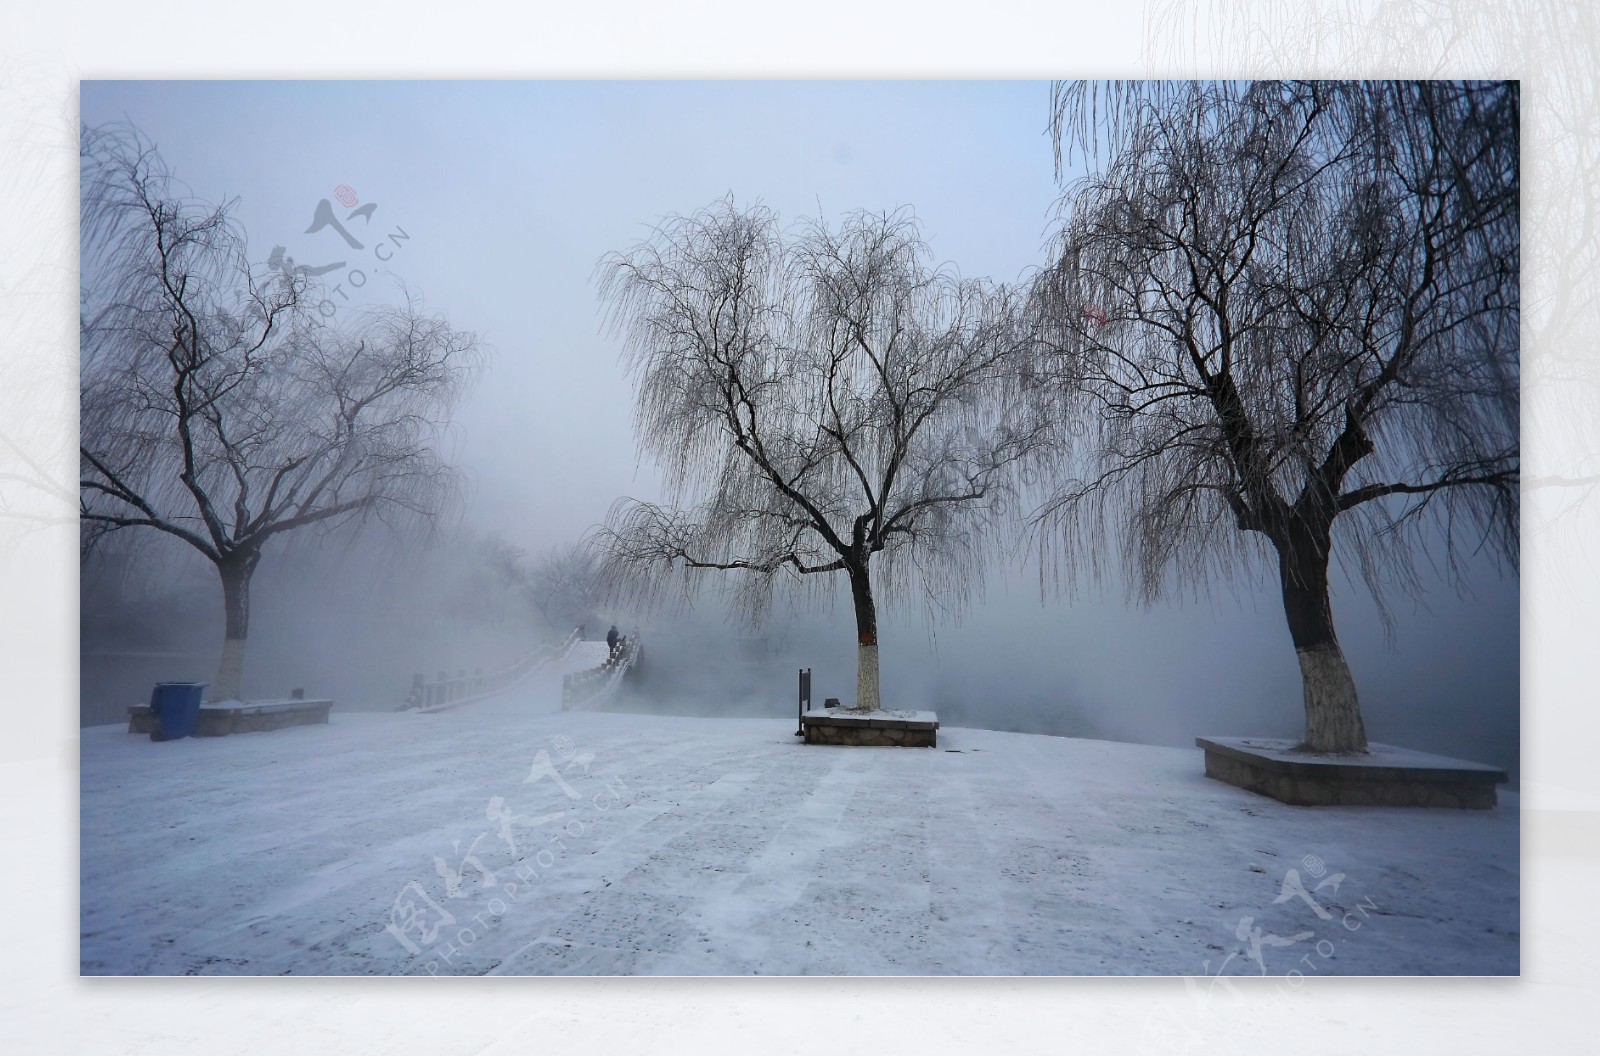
[398,626,641,714]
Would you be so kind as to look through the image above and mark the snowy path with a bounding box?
[79,701,1518,976]
[562,640,612,673]
[455,661,564,717]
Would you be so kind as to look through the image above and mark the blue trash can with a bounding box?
[149,682,207,742]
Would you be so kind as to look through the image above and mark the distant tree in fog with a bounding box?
[527,542,603,634]
[1033,81,1519,752]
[594,198,1049,711]
[78,125,482,701]
[443,532,543,631]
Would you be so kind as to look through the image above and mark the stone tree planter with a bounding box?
[800,706,939,747]
[1196,737,1507,809]
[128,697,333,737]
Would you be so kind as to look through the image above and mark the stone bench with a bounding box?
[128,698,334,737]
[1196,736,1507,808]
[801,707,939,747]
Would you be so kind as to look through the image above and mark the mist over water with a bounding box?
[81,531,545,721]
[80,514,1520,787]
[582,549,1519,783]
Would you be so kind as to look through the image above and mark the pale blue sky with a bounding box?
[81,80,1064,549]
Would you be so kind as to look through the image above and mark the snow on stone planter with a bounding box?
[1196,736,1507,809]
[800,706,939,747]
[127,697,333,737]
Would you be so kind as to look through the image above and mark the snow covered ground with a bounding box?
[80,681,1518,977]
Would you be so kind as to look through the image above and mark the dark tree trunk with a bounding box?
[213,548,261,702]
[847,560,881,711]
[1277,527,1367,753]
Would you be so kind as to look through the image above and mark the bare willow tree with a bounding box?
[80,126,482,700]
[595,199,1048,711]
[1036,81,1519,753]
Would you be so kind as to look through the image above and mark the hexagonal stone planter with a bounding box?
[1196,736,1507,809]
[801,707,938,747]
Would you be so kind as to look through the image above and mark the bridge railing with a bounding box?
[401,626,582,713]
[561,635,641,711]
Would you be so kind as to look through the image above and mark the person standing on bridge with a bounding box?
[606,625,620,658]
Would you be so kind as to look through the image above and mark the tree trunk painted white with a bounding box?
[847,561,881,712]
[855,641,881,712]
[213,636,246,703]
[212,550,259,703]
[1278,534,1368,754]
[1296,644,1367,753]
